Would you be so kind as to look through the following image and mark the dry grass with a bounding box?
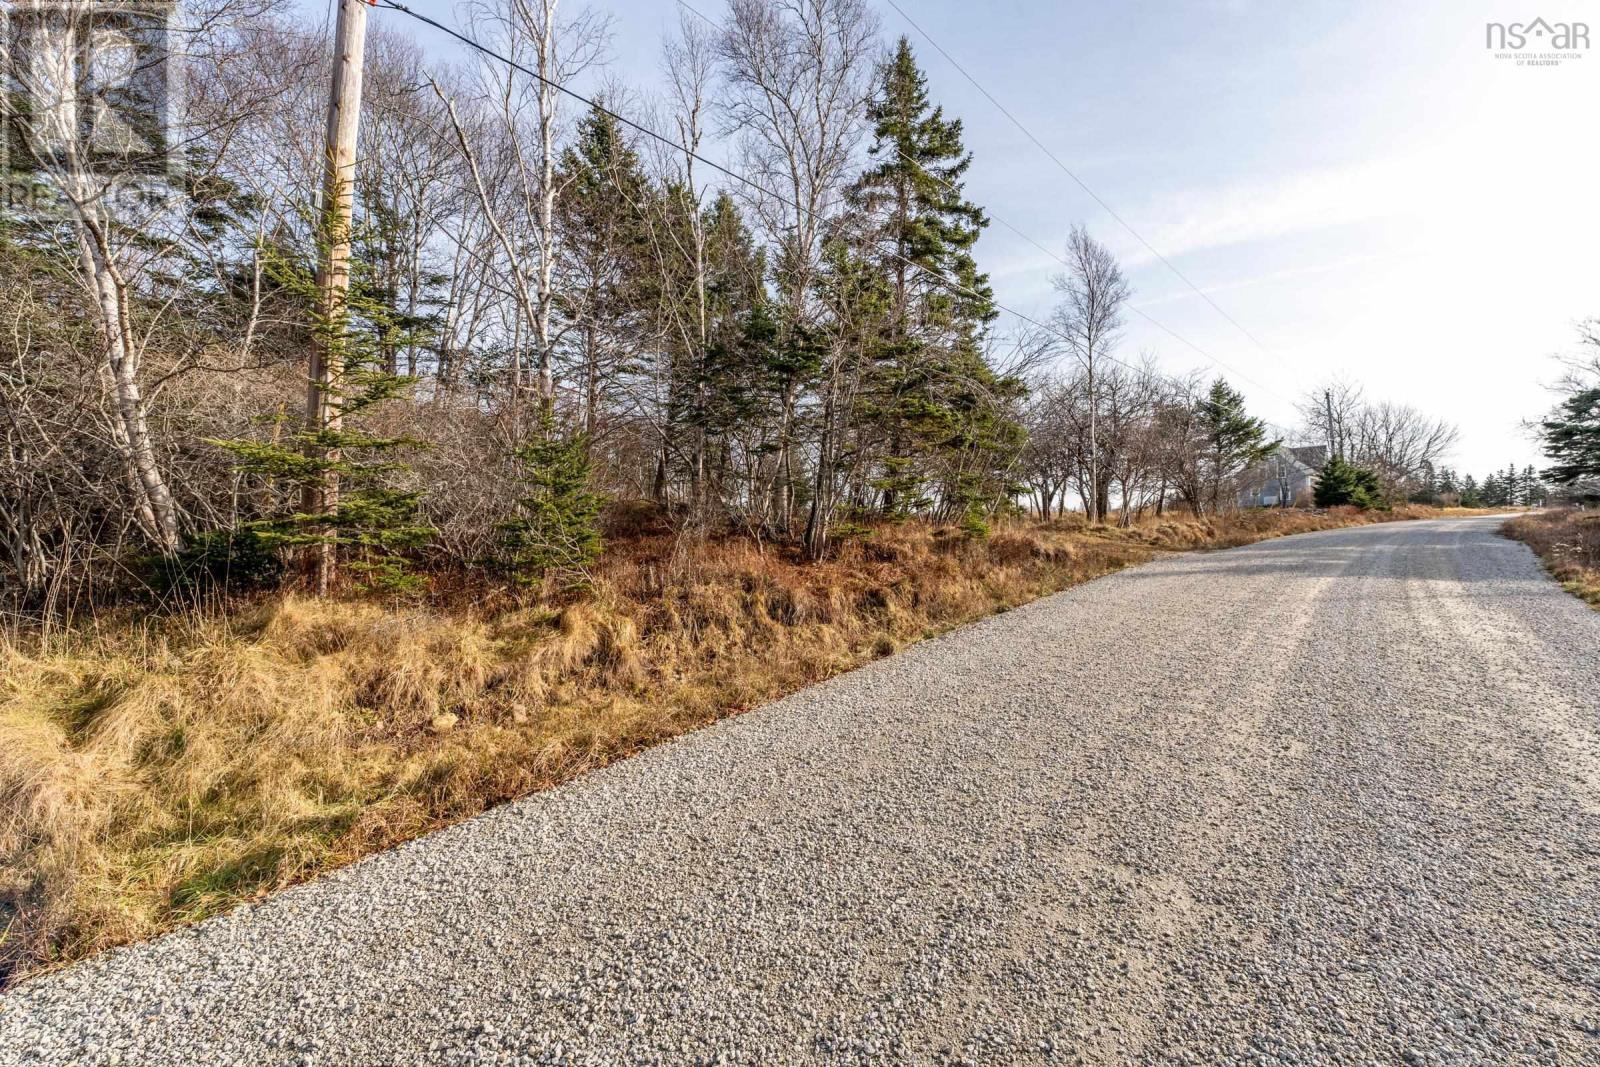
[1,505,1450,983]
[1503,508,1600,607]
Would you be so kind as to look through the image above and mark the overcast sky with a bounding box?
[340,0,1597,476]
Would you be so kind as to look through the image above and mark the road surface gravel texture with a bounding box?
[3,517,1598,1065]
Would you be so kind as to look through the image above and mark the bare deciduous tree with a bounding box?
[1050,225,1130,524]
[1297,382,1459,494]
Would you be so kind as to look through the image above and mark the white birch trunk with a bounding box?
[76,211,182,554]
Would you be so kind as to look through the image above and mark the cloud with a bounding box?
[977,150,1435,294]
[1127,155,1428,264]
[1130,248,1416,311]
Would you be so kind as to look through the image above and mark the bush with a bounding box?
[497,429,605,584]
[958,502,991,540]
[1504,508,1600,606]
[152,527,285,595]
[1315,457,1386,510]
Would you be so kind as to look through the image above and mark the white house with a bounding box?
[1237,445,1327,508]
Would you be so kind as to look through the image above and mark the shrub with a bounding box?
[958,502,991,540]
[153,527,284,595]
[497,429,605,585]
[1315,457,1386,510]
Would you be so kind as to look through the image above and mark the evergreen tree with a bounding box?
[1481,471,1507,507]
[852,38,993,334]
[848,37,1011,517]
[539,106,646,561]
[1409,460,1439,505]
[1315,456,1384,509]
[661,192,782,521]
[1522,464,1547,506]
[555,104,653,439]
[211,237,432,593]
[497,421,605,585]
[806,237,896,554]
[1196,378,1276,511]
[1460,474,1483,508]
[1541,387,1600,488]
[353,172,449,377]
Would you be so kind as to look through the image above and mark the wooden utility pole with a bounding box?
[305,0,371,595]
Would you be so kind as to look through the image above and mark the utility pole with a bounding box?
[1323,389,1337,460]
[305,0,371,595]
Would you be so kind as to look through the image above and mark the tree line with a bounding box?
[1409,466,1549,509]
[0,0,1465,617]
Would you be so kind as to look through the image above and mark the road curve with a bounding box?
[3,517,1598,1065]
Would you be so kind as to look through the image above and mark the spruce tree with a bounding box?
[1410,460,1439,504]
[496,107,631,581]
[1481,472,1506,507]
[848,37,1014,518]
[352,173,449,377]
[211,238,432,593]
[555,104,653,438]
[1522,464,1546,506]
[852,37,993,334]
[1541,387,1600,488]
[807,237,896,554]
[497,420,605,585]
[661,192,779,522]
[1315,456,1384,509]
[1196,379,1277,511]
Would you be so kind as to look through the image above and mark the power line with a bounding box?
[878,0,1291,376]
[884,149,1287,399]
[376,0,1169,385]
[681,2,1292,403]
[382,1,1293,404]
[673,0,1291,402]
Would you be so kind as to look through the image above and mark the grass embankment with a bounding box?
[1504,509,1600,607]
[2,505,1445,983]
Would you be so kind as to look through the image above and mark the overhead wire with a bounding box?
[878,0,1287,369]
[674,0,1294,400]
[378,0,1272,393]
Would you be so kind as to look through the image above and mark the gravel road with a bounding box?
[3,516,1598,1065]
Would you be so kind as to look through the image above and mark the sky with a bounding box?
[332,0,1598,476]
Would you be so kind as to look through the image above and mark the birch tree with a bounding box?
[718,0,878,539]
[439,0,610,427]
[1051,226,1130,524]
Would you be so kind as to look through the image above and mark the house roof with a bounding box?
[1239,444,1326,489]
[1287,445,1328,469]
